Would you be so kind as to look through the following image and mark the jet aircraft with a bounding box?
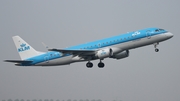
[4,28,173,68]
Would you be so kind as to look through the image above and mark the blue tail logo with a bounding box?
[18,43,30,52]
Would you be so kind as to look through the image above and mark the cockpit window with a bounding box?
[155,29,159,32]
[159,29,165,31]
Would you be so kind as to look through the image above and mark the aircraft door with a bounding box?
[44,56,49,63]
[146,30,151,39]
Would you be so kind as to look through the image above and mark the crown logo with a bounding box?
[20,43,26,47]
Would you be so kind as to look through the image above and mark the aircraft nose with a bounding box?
[166,32,174,38]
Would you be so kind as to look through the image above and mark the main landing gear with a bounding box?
[154,42,159,52]
[86,61,93,68]
[98,60,105,68]
[86,60,105,68]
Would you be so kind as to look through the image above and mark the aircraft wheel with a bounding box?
[98,62,105,68]
[86,62,93,68]
[155,48,159,52]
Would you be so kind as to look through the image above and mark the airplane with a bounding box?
[4,28,173,68]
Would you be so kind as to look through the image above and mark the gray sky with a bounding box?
[0,0,180,101]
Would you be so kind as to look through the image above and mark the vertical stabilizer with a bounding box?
[13,36,43,60]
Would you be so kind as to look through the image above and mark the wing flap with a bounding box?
[48,48,96,56]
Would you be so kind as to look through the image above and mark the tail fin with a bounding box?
[13,36,44,60]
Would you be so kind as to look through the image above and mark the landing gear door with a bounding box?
[146,30,151,39]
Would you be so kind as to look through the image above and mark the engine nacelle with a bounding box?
[112,50,129,59]
[96,48,113,59]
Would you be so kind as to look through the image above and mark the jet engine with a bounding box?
[96,48,113,59]
[111,50,129,59]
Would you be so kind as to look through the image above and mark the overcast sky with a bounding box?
[0,0,180,101]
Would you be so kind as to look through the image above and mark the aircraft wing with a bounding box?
[48,48,96,56]
[4,60,33,64]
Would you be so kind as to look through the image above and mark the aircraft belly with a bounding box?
[35,56,73,66]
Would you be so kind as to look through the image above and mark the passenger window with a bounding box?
[98,44,100,47]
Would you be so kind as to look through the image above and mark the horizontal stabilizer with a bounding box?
[4,60,33,64]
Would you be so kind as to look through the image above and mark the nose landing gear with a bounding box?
[154,43,159,52]
[155,48,159,52]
